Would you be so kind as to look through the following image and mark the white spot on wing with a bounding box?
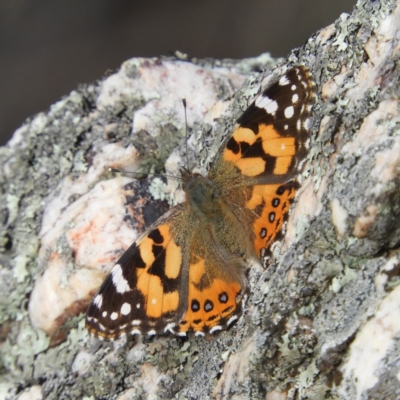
[164,323,176,333]
[279,75,290,85]
[227,315,238,326]
[98,322,107,331]
[178,332,187,337]
[291,84,297,90]
[130,329,140,335]
[121,302,131,315]
[195,331,205,337]
[147,330,156,336]
[131,320,140,326]
[255,96,278,115]
[151,298,157,304]
[102,311,107,318]
[292,94,299,103]
[284,106,294,119]
[111,264,131,293]
[297,158,307,171]
[210,325,222,334]
[136,303,140,309]
[94,294,103,308]
[110,312,118,320]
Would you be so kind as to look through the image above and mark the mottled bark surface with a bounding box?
[1,0,400,399]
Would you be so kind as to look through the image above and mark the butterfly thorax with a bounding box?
[184,172,223,225]
[182,170,251,273]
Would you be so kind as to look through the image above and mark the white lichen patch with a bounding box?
[340,285,400,400]
[298,361,320,396]
[298,303,315,316]
[330,198,348,237]
[6,193,19,226]
[146,177,166,203]
[12,255,30,284]
[330,266,358,293]
[278,333,301,363]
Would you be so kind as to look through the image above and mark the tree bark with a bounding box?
[1,0,400,399]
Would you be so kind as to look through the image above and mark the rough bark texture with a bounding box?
[1,0,400,399]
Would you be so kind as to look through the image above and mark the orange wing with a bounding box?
[246,181,300,257]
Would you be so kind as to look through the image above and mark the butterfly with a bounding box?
[85,66,315,340]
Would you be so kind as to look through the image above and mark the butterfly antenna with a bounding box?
[108,167,182,182]
[182,98,190,172]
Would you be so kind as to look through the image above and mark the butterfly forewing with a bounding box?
[221,66,315,182]
[86,206,189,339]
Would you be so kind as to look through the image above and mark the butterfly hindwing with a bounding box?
[176,254,243,336]
[176,225,245,336]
